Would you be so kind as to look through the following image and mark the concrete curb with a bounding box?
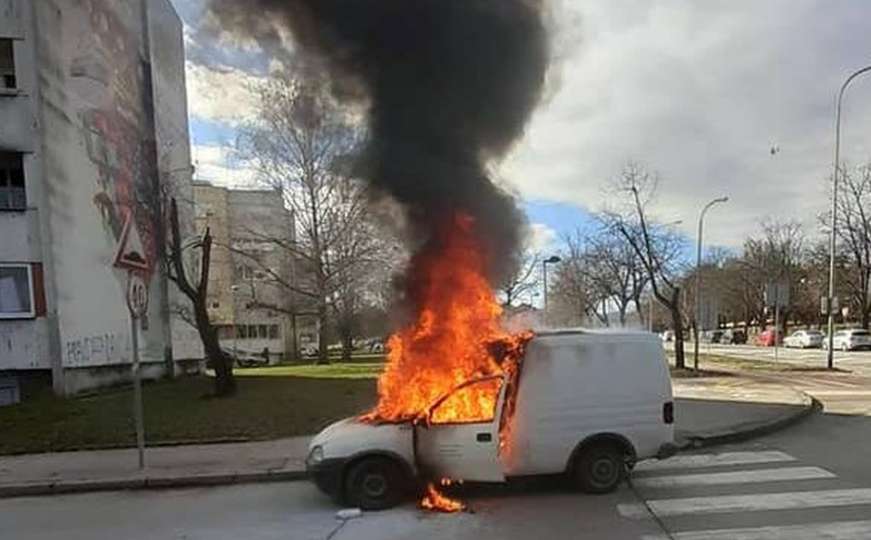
[0,469,307,499]
[676,391,820,450]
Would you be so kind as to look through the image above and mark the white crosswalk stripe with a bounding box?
[634,450,795,472]
[619,488,871,518]
[632,466,835,488]
[640,520,871,540]
[625,450,871,539]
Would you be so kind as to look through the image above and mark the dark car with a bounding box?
[700,330,724,344]
[722,329,746,345]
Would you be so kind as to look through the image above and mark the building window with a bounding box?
[0,264,35,319]
[0,153,26,210]
[236,325,248,339]
[268,325,279,339]
[0,39,15,90]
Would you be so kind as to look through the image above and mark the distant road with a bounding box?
[664,341,871,375]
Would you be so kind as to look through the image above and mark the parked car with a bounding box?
[299,344,319,358]
[783,330,824,349]
[221,347,269,368]
[721,329,747,345]
[700,330,724,344]
[755,329,782,347]
[823,329,871,351]
[305,330,676,510]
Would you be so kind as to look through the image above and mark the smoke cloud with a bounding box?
[207,0,550,287]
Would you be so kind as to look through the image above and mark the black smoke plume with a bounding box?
[207,0,549,287]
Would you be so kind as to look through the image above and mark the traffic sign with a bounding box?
[126,273,149,317]
[113,215,149,271]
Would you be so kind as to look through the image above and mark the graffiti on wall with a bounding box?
[64,332,121,365]
[66,0,158,280]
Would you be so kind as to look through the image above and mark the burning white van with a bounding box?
[306,329,676,509]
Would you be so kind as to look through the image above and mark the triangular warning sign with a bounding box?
[113,215,149,271]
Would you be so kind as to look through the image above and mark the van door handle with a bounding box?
[476,433,492,443]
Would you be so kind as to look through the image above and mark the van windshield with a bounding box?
[429,377,502,425]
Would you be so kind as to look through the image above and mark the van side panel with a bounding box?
[502,333,673,477]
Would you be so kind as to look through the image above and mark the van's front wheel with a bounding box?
[343,457,406,510]
[573,443,625,494]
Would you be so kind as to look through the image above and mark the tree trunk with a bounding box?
[195,301,235,396]
[341,330,353,362]
[316,301,329,365]
[672,304,686,369]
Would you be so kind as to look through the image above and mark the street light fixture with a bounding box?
[826,64,871,370]
[694,197,729,371]
[542,255,562,325]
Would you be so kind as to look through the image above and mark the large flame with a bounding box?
[361,213,533,511]
[364,213,531,425]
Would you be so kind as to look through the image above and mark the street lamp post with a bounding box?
[694,197,729,371]
[542,255,562,325]
[826,64,871,370]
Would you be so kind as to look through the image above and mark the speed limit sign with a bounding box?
[126,273,149,318]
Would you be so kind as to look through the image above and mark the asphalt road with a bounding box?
[674,341,871,375]
[2,374,869,539]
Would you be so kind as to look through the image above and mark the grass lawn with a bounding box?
[0,362,381,456]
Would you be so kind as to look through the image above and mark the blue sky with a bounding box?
[172,0,871,254]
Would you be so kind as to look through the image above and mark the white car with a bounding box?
[824,329,871,351]
[783,330,824,349]
[306,330,676,509]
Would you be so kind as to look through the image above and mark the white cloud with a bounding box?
[527,222,558,252]
[501,0,871,247]
[185,62,264,126]
[192,144,259,188]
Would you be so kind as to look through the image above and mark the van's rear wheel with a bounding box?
[573,443,625,494]
[344,457,405,510]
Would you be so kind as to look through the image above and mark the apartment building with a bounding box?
[0,0,198,397]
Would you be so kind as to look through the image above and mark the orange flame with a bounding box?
[420,481,465,513]
[363,213,532,425]
[360,213,533,512]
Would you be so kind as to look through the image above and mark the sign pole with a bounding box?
[126,271,148,470]
[130,310,146,470]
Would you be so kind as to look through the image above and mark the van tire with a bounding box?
[572,442,625,494]
[343,457,406,510]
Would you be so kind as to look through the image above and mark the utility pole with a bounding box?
[542,255,561,325]
[827,64,871,369]
[694,197,728,371]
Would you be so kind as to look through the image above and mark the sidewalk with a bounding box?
[0,373,814,498]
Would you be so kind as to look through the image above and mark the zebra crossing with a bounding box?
[620,450,871,540]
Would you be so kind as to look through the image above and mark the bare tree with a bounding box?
[741,219,805,335]
[235,73,393,363]
[603,163,688,367]
[584,224,648,326]
[498,250,540,308]
[825,164,871,328]
[167,199,236,396]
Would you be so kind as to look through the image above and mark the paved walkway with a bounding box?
[0,374,812,497]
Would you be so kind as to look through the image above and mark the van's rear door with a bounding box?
[415,378,506,482]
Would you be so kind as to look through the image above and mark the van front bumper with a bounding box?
[656,442,679,460]
[306,458,347,500]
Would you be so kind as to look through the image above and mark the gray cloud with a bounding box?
[503,0,871,247]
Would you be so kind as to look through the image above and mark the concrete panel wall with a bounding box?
[148,0,201,361]
[32,1,169,384]
[0,0,24,39]
[0,318,50,369]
